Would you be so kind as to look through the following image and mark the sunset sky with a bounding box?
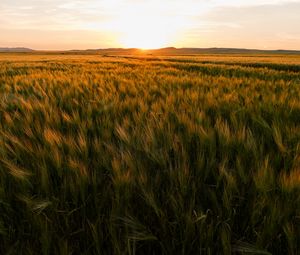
[1,0,300,50]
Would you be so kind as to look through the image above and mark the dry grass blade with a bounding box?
[0,159,31,180]
[232,241,272,255]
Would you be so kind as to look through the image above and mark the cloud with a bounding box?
[179,1,300,49]
[1,0,296,30]
[0,0,299,49]
[0,28,117,50]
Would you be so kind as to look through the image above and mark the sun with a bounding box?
[120,26,170,50]
[117,14,172,49]
[109,3,184,49]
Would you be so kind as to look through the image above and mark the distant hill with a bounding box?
[69,48,141,55]
[1,47,299,55]
[170,47,300,55]
[0,47,34,52]
[68,47,300,55]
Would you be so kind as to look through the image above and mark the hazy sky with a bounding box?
[1,0,299,50]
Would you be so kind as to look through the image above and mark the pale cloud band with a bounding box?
[0,0,299,50]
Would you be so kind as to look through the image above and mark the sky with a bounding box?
[0,0,300,50]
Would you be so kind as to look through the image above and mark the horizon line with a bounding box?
[1,46,300,52]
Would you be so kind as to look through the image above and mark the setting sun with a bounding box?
[105,2,188,49]
[118,18,173,49]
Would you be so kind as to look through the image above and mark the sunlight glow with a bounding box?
[107,3,188,49]
[1,0,299,50]
[118,16,176,49]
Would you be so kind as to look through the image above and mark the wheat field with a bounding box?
[0,53,300,254]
